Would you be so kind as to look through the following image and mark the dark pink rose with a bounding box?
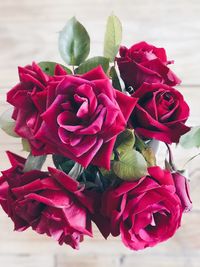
[7,62,67,154]
[35,66,137,169]
[130,83,190,143]
[116,42,181,90]
[0,152,94,249]
[101,166,183,250]
[172,171,192,212]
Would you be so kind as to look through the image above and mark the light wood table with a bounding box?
[0,1,200,266]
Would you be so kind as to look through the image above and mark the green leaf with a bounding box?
[81,165,99,182]
[103,14,122,62]
[68,162,84,179]
[23,154,47,172]
[59,17,90,66]
[52,155,75,173]
[99,167,117,179]
[22,138,31,152]
[81,166,112,191]
[52,154,84,179]
[135,134,147,151]
[38,61,72,75]
[180,126,200,149]
[59,160,75,173]
[112,149,147,181]
[115,129,135,155]
[75,56,109,74]
[110,66,122,91]
[52,154,66,169]
[0,108,19,137]
[135,136,156,166]
[141,147,156,167]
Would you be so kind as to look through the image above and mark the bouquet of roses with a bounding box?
[0,15,195,251]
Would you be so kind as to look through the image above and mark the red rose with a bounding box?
[172,171,192,212]
[101,167,183,250]
[130,83,190,143]
[7,62,67,154]
[0,152,94,249]
[116,42,181,90]
[35,66,137,169]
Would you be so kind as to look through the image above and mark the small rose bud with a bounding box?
[119,46,128,57]
[172,171,192,212]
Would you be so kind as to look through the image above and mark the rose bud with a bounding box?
[116,41,181,90]
[172,171,192,212]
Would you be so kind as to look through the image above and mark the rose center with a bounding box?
[145,210,170,234]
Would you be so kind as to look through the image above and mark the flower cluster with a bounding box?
[0,15,193,251]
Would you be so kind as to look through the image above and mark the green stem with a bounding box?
[135,134,147,152]
[165,143,177,171]
[68,162,84,179]
[183,152,200,169]
[72,65,75,74]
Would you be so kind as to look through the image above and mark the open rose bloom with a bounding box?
[0,16,193,251]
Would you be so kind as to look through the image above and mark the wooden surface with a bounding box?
[0,1,200,266]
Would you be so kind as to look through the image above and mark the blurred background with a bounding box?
[0,0,200,266]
